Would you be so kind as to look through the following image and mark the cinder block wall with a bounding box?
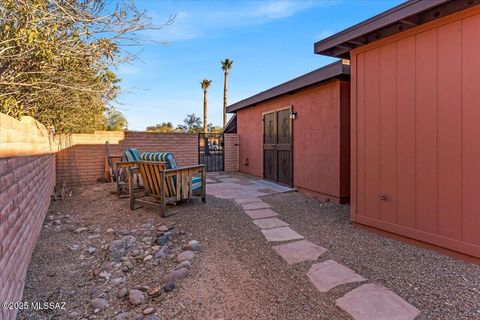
[0,114,56,320]
[55,131,199,187]
[224,133,239,172]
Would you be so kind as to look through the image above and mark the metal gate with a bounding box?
[263,107,293,186]
[199,133,224,172]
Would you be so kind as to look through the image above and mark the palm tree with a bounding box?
[221,58,233,129]
[200,79,212,133]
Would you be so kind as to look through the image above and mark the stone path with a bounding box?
[336,283,420,320]
[261,227,304,242]
[253,217,289,229]
[207,172,420,320]
[307,260,365,292]
[244,209,278,219]
[273,240,327,265]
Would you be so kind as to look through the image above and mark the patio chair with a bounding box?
[114,147,142,198]
[128,152,206,217]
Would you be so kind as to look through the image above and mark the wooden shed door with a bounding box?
[263,107,292,186]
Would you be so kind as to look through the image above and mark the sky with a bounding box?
[115,0,404,131]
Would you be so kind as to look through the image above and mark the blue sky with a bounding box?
[116,0,403,130]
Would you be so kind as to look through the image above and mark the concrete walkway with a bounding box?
[207,172,420,320]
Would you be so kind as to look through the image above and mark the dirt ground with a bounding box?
[18,182,480,320]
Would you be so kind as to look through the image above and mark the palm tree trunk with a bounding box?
[203,90,208,133]
[223,72,228,129]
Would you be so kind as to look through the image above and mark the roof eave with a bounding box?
[314,0,480,58]
[227,60,350,113]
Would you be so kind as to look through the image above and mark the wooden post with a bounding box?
[160,170,166,217]
[128,168,135,210]
[201,166,206,203]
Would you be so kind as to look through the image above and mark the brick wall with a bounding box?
[0,114,56,320]
[55,131,198,187]
[224,133,239,172]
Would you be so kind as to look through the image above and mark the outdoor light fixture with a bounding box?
[290,111,297,120]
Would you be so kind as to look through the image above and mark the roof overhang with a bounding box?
[223,114,237,133]
[314,0,480,58]
[227,60,350,113]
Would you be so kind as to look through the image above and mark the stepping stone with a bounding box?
[336,283,420,320]
[235,198,263,205]
[253,218,289,229]
[307,260,365,292]
[244,209,279,219]
[273,240,327,265]
[261,227,304,242]
[241,202,271,210]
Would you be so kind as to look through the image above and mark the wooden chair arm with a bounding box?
[116,161,138,168]
[162,164,205,173]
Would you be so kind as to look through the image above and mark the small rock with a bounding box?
[124,261,134,270]
[128,289,145,305]
[131,249,140,256]
[143,307,154,315]
[103,262,116,272]
[154,245,168,259]
[177,250,195,262]
[132,314,144,320]
[110,236,136,261]
[117,229,131,236]
[110,277,124,286]
[106,228,115,233]
[148,286,162,298]
[164,267,189,282]
[175,260,191,270]
[144,316,160,320]
[52,219,62,225]
[91,298,106,311]
[164,282,175,292]
[157,225,169,232]
[74,227,88,233]
[87,246,96,254]
[144,255,153,261]
[157,235,169,246]
[141,223,154,230]
[99,271,111,281]
[114,312,129,320]
[136,285,150,292]
[117,288,128,298]
[92,267,102,277]
[69,244,80,251]
[183,240,202,251]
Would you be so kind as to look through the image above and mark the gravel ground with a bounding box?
[263,192,480,320]
[18,183,479,320]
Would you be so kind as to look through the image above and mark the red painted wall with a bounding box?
[236,80,350,203]
[350,6,480,258]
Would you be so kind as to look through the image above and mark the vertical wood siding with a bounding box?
[351,10,480,257]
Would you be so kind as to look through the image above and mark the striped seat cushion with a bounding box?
[122,148,141,162]
[140,152,202,196]
[192,176,202,193]
[140,152,178,169]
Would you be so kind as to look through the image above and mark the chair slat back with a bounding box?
[138,161,167,196]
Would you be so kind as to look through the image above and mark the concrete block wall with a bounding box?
[0,114,56,320]
[55,131,199,187]
[224,133,239,172]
